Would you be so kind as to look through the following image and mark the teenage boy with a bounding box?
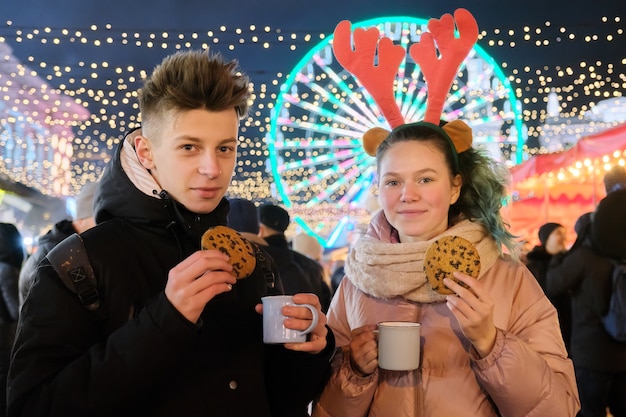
[8,50,334,417]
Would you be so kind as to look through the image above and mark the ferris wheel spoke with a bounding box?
[338,164,376,205]
[277,137,361,149]
[278,148,356,172]
[401,87,428,122]
[441,86,470,116]
[404,92,429,122]
[276,118,362,139]
[293,62,378,129]
[467,114,504,126]
[281,92,370,133]
[305,81,378,129]
[447,93,491,119]
[394,37,411,105]
[399,68,425,116]
[317,63,384,126]
[305,160,371,207]
[285,152,371,194]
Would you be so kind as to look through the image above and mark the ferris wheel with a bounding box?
[266,16,524,246]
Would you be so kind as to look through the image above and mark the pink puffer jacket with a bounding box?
[313,224,579,417]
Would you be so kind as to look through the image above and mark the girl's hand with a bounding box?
[348,324,379,376]
[444,272,497,357]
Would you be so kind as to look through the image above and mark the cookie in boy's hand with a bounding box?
[424,236,481,295]
[201,225,257,279]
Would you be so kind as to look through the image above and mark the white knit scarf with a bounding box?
[345,216,500,303]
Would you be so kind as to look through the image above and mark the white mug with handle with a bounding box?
[377,321,421,371]
[262,295,319,344]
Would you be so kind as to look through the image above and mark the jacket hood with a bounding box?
[93,132,229,242]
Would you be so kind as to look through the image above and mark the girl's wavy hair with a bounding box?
[376,123,518,258]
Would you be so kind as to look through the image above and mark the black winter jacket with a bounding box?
[547,244,626,371]
[525,246,572,351]
[8,139,334,417]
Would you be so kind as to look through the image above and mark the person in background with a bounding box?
[292,232,332,287]
[603,165,626,194]
[18,180,98,308]
[292,232,324,264]
[226,197,272,248]
[567,164,626,256]
[259,203,331,312]
[8,49,333,417]
[525,222,572,352]
[226,197,261,235]
[312,121,579,416]
[0,223,25,416]
[548,190,626,417]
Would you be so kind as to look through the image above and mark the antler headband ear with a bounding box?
[363,127,389,157]
[442,119,472,153]
[332,9,479,156]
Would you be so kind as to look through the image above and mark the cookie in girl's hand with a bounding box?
[424,236,481,294]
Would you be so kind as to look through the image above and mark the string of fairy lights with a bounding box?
[0,14,624,206]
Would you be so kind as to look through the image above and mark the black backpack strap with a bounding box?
[253,244,287,295]
[46,233,103,315]
[254,245,276,289]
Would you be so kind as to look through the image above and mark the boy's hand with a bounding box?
[165,250,236,323]
[255,293,328,354]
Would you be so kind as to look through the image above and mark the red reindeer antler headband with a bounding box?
[332,8,479,156]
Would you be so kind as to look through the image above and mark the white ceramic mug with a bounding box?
[261,295,319,344]
[377,321,421,371]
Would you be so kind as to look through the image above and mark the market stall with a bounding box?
[505,123,626,245]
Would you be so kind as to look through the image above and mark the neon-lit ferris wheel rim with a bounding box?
[267,16,524,245]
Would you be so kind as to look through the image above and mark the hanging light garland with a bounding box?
[0,15,623,199]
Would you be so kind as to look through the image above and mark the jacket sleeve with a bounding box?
[312,280,378,417]
[312,348,379,417]
[471,268,580,417]
[7,263,200,417]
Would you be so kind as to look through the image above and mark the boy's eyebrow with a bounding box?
[172,136,238,145]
